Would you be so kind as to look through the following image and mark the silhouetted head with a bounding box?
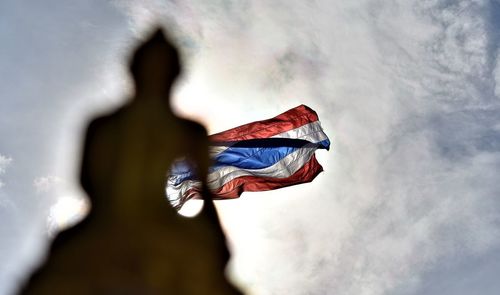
[130,28,181,97]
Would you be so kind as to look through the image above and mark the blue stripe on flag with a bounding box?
[212,138,330,170]
[170,138,330,186]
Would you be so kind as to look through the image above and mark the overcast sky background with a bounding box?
[1,0,500,294]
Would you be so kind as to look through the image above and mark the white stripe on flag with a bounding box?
[271,121,328,142]
[167,143,318,197]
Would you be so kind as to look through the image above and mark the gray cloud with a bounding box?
[117,1,500,294]
[0,1,134,294]
[1,0,500,294]
[495,50,500,97]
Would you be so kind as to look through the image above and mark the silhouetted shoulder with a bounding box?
[179,118,208,137]
[81,112,118,148]
[79,110,123,197]
[84,108,124,133]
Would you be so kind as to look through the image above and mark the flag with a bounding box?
[167,105,330,209]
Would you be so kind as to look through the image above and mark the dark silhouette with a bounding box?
[21,29,242,295]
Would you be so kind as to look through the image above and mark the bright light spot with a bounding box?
[172,79,214,130]
[177,199,204,217]
[48,196,89,233]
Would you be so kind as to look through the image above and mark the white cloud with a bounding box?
[495,49,500,98]
[114,1,500,294]
[0,154,12,173]
[0,154,12,189]
[0,1,497,295]
[33,176,63,193]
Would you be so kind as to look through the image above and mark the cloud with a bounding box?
[33,176,63,194]
[0,154,11,173]
[0,2,133,294]
[32,176,89,234]
[495,50,500,98]
[0,1,497,295]
[0,154,12,189]
[116,1,500,294]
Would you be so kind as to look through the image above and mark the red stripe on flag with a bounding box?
[209,105,319,142]
[211,153,323,199]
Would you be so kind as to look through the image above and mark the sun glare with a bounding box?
[177,199,204,217]
[48,196,89,232]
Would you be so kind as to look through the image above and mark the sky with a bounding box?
[1,0,500,294]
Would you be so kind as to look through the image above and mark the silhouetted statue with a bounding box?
[21,28,242,295]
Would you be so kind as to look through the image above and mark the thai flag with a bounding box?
[167,105,330,209]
